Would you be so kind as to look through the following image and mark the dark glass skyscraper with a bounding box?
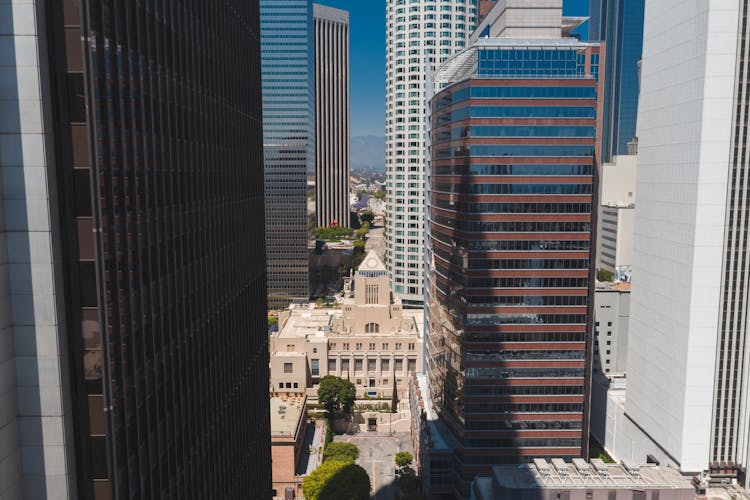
[589,0,644,160]
[426,38,600,497]
[29,1,271,498]
[261,0,316,308]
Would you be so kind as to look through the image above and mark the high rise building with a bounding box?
[617,0,750,485]
[589,0,645,162]
[384,0,476,307]
[424,31,601,496]
[0,1,270,499]
[262,0,315,308]
[314,3,350,229]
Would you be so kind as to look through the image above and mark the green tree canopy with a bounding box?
[315,225,355,242]
[302,460,371,500]
[322,442,359,463]
[596,268,614,282]
[395,451,414,469]
[359,210,375,224]
[318,375,357,417]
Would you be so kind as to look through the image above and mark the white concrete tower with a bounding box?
[622,0,750,483]
[385,0,476,307]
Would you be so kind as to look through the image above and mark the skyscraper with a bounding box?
[384,0,476,307]
[0,1,270,498]
[261,0,315,308]
[314,3,350,229]
[617,0,750,485]
[423,8,601,495]
[589,0,645,161]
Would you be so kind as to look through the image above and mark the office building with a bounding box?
[384,0,476,307]
[424,31,601,495]
[589,0,645,161]
[262,0,316,308]
[0,1,271,498]
[314,4,350,229]
[270,252,423,398]
[616,0,750,486]
[597,155,636,276]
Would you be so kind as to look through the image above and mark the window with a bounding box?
[313,348,317,354]
[395,358,404,372]
[381,359,390,372]
[287,344,295,352]
[356,343,362,350]
[343,342,349,350]
[382,343,389,350]
[408,359,417,373]
[395,342,402,350]
[369,379,376,388]
[368,359,377,372]
[365,323,380,333]
[328,359,337,372]
[293,382,298,389]
[283,363,293,374]
[383,379,389,385]
[408,343,415,350]
[330,343,337,350]
[355,359,364,372]
[311,359,319,377]
[341,359,350,372]
[369,342,376,350]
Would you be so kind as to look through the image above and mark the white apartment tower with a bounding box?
[385,0,476,307]
[623,0,750,483]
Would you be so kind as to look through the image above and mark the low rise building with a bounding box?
[270,395,308,498]
[270,251,423,399]
[472,459,697,500]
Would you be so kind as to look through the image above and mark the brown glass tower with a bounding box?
[40,1,271,498]
[424,39,601,497]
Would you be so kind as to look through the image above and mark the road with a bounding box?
[334,433,413,500]
[365,222,385,262]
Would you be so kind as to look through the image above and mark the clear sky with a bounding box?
[321,0,591,137]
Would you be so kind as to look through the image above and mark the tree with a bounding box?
[316,297,325,308]
[302,460,371,500]
[391,378,398,413]
[359,210,375,224]
[323,442,359,463]
[372,190,386,201]
[318,375,357,417]
[596,268,614,282]
[267,316,278,329]
[395,451,414,470]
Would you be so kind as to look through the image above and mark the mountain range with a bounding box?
[350,135,385,172]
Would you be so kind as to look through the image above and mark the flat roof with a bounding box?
[270,396,306,438]
[493,460,694,490]
[276,308,337,339]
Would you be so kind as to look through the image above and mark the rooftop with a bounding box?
[493,459,694,491]
[270,395,306,439]
[596,281,631,292]
[276,307,338,339]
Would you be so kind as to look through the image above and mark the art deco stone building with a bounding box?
[271,251,423,398]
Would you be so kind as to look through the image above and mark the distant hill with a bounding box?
[350,136,385,172]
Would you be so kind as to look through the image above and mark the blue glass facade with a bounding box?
[590,0,645,160]
[261,0,315,308]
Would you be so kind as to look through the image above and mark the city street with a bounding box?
[334,433,413,500]
[365,221,386,262]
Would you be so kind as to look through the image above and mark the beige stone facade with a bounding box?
[270,251,423,398]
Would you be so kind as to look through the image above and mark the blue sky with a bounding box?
[321,0,590,137]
